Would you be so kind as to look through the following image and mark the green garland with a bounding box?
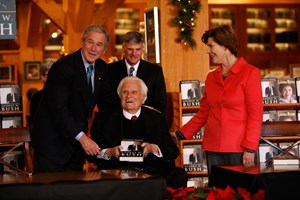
[170,0,201,49]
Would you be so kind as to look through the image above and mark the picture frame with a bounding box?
[289,64,300,78]
[24,61,41,81]
[144,6,160,64]
[0,64,16,84]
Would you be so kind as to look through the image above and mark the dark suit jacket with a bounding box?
[187,88,199,99]
[88,106,179,174]
[102,59,166,113]
[6,93,20,103]
[31,49,108,166]
[189,153,200,164]
[29,88,44,126]
[127,144,142,151]
[265,86,277,97]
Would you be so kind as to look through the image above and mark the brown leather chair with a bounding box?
[0,127,33,175]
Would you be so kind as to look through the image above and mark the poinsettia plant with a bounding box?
[166,185,265,200]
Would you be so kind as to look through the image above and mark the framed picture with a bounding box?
[24,61,41,81]
[0,64,16,84]
[289,64,300,78]
[144,6,160,64]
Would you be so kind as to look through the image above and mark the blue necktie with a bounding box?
[87,65,93,103]
[129,67,134,76]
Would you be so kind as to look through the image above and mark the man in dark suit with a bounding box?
[127,141,142,151]
[89,76,187,188]
[189,148,201,164]
[29,58,56,126]
[265,81,277,97]
[31,24,110,173]
[6,87,20,104]
[187,83,200,99]
[102,31,166,114]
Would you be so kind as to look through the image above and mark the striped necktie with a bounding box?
[129,67,134,76]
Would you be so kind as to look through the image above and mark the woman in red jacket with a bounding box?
[175,25,263,182]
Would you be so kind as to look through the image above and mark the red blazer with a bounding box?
[180,58,263,152]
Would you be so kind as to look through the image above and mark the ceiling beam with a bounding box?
[68,0,95,32]
[94,0,125,25]
[31,0,66,33]
[27,2,42,47]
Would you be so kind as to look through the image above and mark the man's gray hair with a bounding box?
[81,24,110,46]
[117,76,148,100]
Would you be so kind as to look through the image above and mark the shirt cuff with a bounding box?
[97,149,111,160]
[75,131,84,141]
[152,145,163,158]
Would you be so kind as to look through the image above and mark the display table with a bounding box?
[0,169,166,200]
[210,163,300,200]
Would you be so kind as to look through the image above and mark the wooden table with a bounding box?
[0,169,166,200]
[210,163,300,200]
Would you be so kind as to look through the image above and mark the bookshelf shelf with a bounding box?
[263,103,300,111]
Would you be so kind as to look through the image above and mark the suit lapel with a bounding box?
[136,60,146,78]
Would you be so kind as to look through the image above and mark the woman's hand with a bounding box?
[243,151,255,167]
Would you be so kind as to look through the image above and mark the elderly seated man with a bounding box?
[88,76,187,188]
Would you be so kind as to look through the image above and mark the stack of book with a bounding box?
[271,155,300,171]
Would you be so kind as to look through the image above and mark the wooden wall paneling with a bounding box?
[159,0,210,93]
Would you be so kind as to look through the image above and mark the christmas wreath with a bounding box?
[170,0,201,49]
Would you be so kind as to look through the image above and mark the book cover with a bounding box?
[261,77,279,104]
[277,110,297,121]
[263,110,277,122]
[182,144,203,172]
[119,139,143,162]
[1,115,22,129]
[0,84,21,111]
[273,164,299,171]
[180,80,201,107]
[278,142,299,157]
[298,110,300,122]
[199,80,205,101]
[182,113,203,139]
[258,143,278,163]
[277,78,298,104]
[296,77,300,102]
[271,155,299,165]
[2,150,24,174]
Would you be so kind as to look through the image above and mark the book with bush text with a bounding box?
[119,139,143,162]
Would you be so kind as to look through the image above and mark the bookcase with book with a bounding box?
[0,84,24,174]
[173,77,300,186]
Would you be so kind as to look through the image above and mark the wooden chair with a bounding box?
[0,127,33,175]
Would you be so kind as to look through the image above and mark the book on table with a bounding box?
[119,139,143,162]
[273,164,300,171]
[271,155,300,165]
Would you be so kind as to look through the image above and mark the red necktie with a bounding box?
[131,115,137,121]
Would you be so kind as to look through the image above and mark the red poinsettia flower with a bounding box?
[166,185,265,200]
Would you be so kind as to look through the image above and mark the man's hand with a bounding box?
[170,132,179,145]
[141,142,160,157]
[79,134,101,155]
[106,146,122,159]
